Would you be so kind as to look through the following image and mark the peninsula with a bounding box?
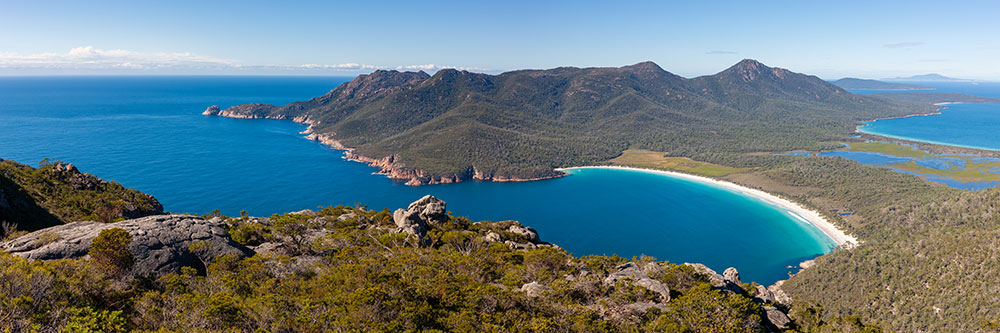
[204,59,934,185]
[831,78,933,91]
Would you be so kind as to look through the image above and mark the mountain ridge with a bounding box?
[205,59,932,185]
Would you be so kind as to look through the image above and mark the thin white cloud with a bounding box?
[883,42,925,49]
[395,64,493,72]
[0,46,236,70]
[0,46,496,74]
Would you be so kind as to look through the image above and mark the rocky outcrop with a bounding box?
[604,262,671,302]
[723,267,742,286]
[406,195,448,222]
[480,221,558,250]
[392,195,449,245]
[0,215,251,276]
[203,103,279,119]
[520,281,551,297]
[508,225,540,243]
[684,263,727,288]
[202,105,221,115]
[683,263,745,293]
[764,305,792,329]
[681,263,796,329]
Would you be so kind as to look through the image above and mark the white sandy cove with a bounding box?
[556,166,859,248]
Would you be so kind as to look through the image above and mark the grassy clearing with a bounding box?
[843,141,1000,182]
[891,160,1000,182]
[843,141,932,159]
[608,149,748,177]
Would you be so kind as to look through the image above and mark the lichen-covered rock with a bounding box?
[508,225,540,243]
[406,195,448,225]
[390,196,450,245]
[723,267,742,285]
[0,214,251,276]
[392,208,428,244]
[684,263,726,287]
[768,280,793,305]
[520,281,551,297]
[485,232,503,242]
[755,284,776,303]
[764,305,792,329]
[604,262,671,302]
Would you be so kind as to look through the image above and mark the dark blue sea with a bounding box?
[0,76,833,284]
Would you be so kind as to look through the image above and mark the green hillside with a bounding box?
[0,159,163,236]
[211,59,932,183]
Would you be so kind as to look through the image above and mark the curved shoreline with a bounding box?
[556,165,859,248]
[856,102,1000,152]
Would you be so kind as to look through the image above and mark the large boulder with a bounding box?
[406,195,448,225]
[723,267,742,286]
[684,263,726,287]
[684,263,743,293]
[0,214,251,276]
[520,281,551,297]
[508,225,540,243]
[392,195,449,245]
[764,305,792,329]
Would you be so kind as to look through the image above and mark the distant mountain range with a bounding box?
[885,73,973,82]
[831,78,933,90]
[206,59,931,184]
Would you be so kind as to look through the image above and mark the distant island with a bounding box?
[869,92,1000,104]
[885,73,974,82]
[831,78,933,90]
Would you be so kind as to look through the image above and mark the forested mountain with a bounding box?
[207,60,932,184]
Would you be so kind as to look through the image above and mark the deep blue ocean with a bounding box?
[855,82,1000,151]
[0,76,833,284]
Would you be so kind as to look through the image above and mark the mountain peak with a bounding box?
[624,61,664,73]
[722,59,793,82]
[730,59,768,72]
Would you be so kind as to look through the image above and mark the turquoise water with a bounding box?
[854,82,1000,151]
[0,76,833,284]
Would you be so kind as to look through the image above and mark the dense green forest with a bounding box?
[709,153,1000,331]
[210,60,933,183]
[0,159,162,236]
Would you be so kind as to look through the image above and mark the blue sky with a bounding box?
[2,0,998,79]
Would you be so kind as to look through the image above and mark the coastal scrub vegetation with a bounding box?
[0,159,163,237]
[1,206,787,332]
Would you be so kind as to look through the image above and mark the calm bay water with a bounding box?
[855,82,1000,151]
[0,76,833,284]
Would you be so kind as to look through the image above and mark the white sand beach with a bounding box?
[556,166,859,248]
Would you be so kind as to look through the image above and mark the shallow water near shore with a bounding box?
[0,76,834,284]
